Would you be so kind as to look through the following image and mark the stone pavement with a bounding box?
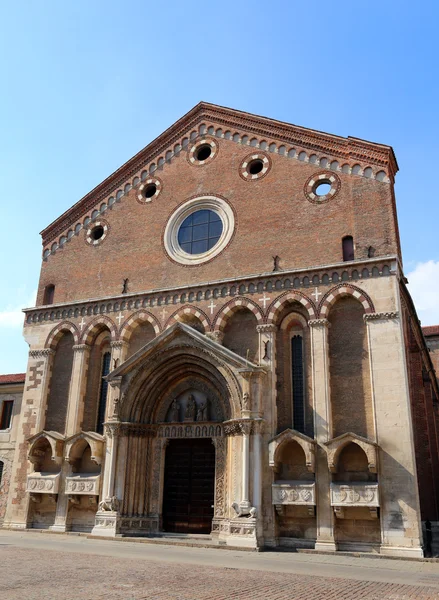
[1,530,439,599]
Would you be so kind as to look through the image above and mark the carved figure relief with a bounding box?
[184,394,196,421]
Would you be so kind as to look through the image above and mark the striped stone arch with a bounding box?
[165,305,211,332]
[213,297,264,332]
[266,291,317,324]
[45,321,80,349]
[80,315,118,345]
[119,310,161,342]
[319,284,375,317]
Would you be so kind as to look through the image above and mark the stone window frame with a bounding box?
[239,152,271,181]
[163,195,235,266]
[187,137,218,166]
[85,219,110,246]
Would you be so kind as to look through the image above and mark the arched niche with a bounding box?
[222,307,259,362]
[65,432,104,471]
[324,432,377,474]
[269,429,316,474]
[28,431,64,472]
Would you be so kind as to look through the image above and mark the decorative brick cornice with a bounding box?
[29,349,55,359]
[363,312,399,321]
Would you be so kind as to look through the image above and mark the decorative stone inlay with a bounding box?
[239,152,271,181]
[66,474,101,495]
[364,311,399,321]
[159,423,223,439]
[272,481,316,505]
[330,482,379,507]
[85,219,110,246]
[304,171,341,204]
[187,137,218,166]
[136,176,162,204]
[26,472,60,494]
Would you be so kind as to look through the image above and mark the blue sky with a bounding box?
[1,1,438,373]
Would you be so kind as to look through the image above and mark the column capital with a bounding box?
[110,340,129,349]
[72,344,91,353]
[256,324,277,333]
[28,348,55,359]
[363,311,399,322]
[308,319,331,328]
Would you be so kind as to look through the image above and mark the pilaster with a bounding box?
[65,344,90,437]
[309,318,336,551]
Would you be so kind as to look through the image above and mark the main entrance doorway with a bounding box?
[162,438,215,534]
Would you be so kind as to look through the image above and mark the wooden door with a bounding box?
[162,438,215,534]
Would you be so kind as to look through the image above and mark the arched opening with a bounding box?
[336,443,377,484]
[126,321,156,358]
[46,331,74,434]
[342,236,354,261]
[82,328,111,433]
[328,297,373,439]
[276,308,313,436]
[222,307,258,362]
[114,348,235,537]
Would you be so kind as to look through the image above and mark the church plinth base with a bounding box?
[314,540,337,552]
[218,518,260,549]
[380,545,424,558]
[90,511,120,537]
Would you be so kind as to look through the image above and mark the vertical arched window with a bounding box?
[43,284,55,305]
[342,236,354,262]
[96,352,111,434]
[291,334,305,433]
[0,460,4,487]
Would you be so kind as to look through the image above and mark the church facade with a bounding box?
[2,103,439,557]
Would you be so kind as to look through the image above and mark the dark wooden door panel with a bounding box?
[163,438,215,534]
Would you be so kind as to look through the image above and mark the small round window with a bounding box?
[85,219,109,246]
[178,209,223,255]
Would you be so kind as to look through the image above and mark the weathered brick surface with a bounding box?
[45,332,74,434]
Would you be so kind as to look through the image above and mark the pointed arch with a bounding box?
[80,315,118,344]
[212,297,264,332]
[165,305,210,332]
[119,310,161,342]
[45,321,79,349]
[319,284,375,317]
[266,291,316,324]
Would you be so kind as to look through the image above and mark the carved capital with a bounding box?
[363,312,399,321]
[29,348,55,359]
[109,376,123,390]
[256,324,277,334]
[110,340,129,349]
[308,319,330,328]
[223,418,264,437]
[72,344,91,354]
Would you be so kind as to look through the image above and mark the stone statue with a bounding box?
[242,392,251,411]
[196,398,209,422]
[170,398,180,422]
[122,278,129,294]
[185,394,196,421]
[98,496,119,512]
[272,255,280,272]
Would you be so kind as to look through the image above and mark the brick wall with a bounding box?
[328,297,373,439]
[222,308,258,362]
[36,135,398,306]
[127,322,156,358]
[45,332,74,434]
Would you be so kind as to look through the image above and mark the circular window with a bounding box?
[178,209,223,255]
[240,152,271,181]
[188,138,218,166]
[137,176,162,204]
[85,219,109,246]
[304,171,341,204]
[164,196,235,265]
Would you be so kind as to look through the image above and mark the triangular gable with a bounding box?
[41,102,397,249]
[107,321,264,382]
